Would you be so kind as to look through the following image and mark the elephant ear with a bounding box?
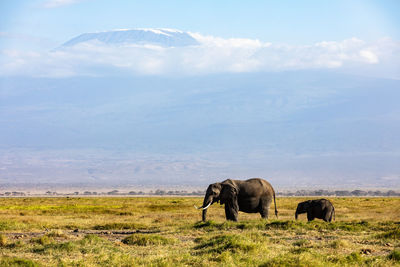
[220,183,239,212]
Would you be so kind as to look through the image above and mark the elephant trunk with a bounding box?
[201,194,214,221]
[295,207,300,220]
[202,208,207,222]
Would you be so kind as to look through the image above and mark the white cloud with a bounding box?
[359,50,379,63]
[0,34,399,78]
[43,0,85,8]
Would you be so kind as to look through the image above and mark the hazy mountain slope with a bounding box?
[0,72,399,187]
[1,72,399,152]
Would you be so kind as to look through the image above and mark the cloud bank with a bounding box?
[1,33,399,78]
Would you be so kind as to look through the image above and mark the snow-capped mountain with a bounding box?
[61,28,199,47]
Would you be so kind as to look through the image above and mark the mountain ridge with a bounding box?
[61,28,199,48]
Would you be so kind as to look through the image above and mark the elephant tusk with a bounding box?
[201,202,212,210]
[194,202,212,210]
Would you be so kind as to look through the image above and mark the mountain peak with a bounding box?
[61,28,199,48]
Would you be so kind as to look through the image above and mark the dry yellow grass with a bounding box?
[0,197,399,266]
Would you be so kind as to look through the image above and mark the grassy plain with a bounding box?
[0,196,399,266]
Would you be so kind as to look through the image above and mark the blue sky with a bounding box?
[1,0,400,187]
[1,0,399,78]
[1,0,400,46]
[1,0,399,79]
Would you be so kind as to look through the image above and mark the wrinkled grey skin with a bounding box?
[198,178,278,222]
[295,199,335,222]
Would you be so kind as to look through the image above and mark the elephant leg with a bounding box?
[225,204,238,221]
[324,212,332,222]
[260,199,271,219]
[307,211,314,222]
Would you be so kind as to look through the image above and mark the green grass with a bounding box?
[378,229,400,239]
[30,235,54,245]
[0,233,8,247]
[389,250,400,262]
[0,257,39,267]
[122,233,175,246]
[194,233,257,254]
[93,222,149,230]
[0,196,399,266]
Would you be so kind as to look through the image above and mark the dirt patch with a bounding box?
[3,229,161,242]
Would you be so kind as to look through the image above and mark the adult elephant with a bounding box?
[295,199,335,222]
[195,178,278,222]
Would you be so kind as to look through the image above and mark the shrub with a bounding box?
[193,220,268,232]
[265,220,303,230]
[33,241,78,254]
[292,239,311,247]
[193,220,220,230]
[93,222,146,230]
[194,234,256,254]
[334,221,370,232]
[78,234,112,254]
[378,229,400,239]
[122,234,174,246]
[0,257,39,267]
[56,241,78,252]
[290,247,310,254]
[7,240,25,249]
[260,252,323,267]
[345,252,363,264]
[79,234,105,246]
[0,233,7,247]
[388,250,400,262]
[0,220,27,231]
[47,230,67,238]
[330,239,349,249]
[31,235,53,245]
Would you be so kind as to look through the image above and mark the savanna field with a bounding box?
[0,197,399,266]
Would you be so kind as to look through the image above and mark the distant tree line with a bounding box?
[44,190,207,196]
[0,191,26,196]
[1,189,399,197]
[106,189,206,196]
[276,189,400,197]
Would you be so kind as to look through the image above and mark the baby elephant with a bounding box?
[295,199,335,222]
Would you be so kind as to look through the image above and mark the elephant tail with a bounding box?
[273,191,278,218]
[333,207,335,221]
